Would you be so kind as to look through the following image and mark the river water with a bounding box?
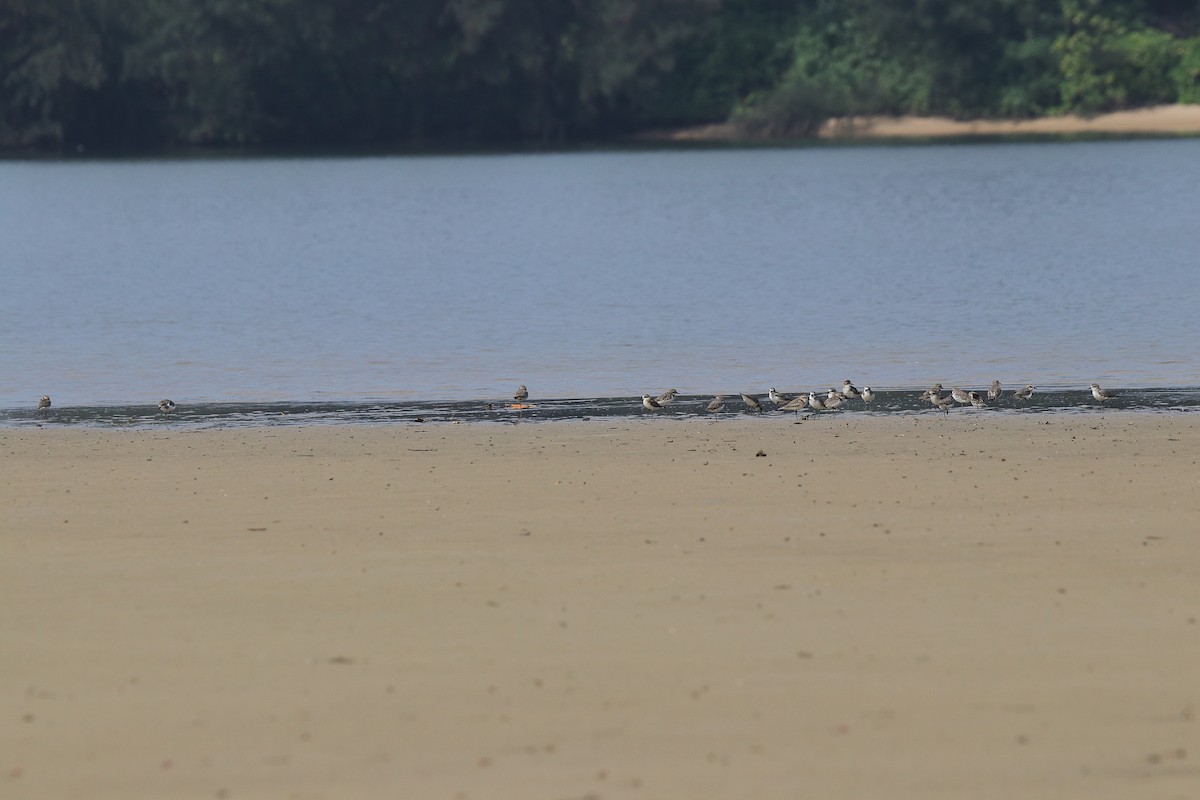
[3,138,1199,424]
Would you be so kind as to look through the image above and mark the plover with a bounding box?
[642,394,664,411]
[931,394,953,413]
[861,386,875,404]
[920,383,944,402]
[779,395,809,415]
[655,389,678,405]
[987,380,1002,401]
[768,387,793,406]
[807,392,826,412]
[1090,383,1115,402]
[706,395,725,413]
[841,380,861,400]
[968,391,985,408]
[823,390,844,411]
[1014,384,1035,401]
[37,395,51,410]
[513,384,529,403]
[741,394,763,412]
[951,387,972,405]
[159,399,176,413]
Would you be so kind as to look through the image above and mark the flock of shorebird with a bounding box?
[630,381,1117,414]
[30,382,1119,417]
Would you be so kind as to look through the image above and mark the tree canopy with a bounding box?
[3,0,1199,151]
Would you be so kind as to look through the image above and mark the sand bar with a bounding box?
[660,103,1200,141]
[2,414,1199,799]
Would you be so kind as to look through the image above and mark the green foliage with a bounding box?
[651,0,800,125]
[1,0,107,146]
[1055,1,1181,112]
[733,17,928,136]
[2,0,1199,151]
[1173,36,1200,101]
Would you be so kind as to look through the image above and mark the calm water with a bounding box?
[3,138,1200,423]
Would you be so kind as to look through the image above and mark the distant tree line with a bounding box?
[2,0,1199,152]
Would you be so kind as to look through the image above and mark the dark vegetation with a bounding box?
[3,0,1199,152]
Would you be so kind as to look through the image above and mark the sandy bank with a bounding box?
[661,103,1200,141]
[2,415,1199,799]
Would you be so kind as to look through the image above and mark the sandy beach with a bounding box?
[660,103,1200,141]
[3,414,1199,799]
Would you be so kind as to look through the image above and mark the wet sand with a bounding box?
[2,414,1199,799]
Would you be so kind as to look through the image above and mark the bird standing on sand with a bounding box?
[1014,384,1035,401]
[655,389,678,405]
[159,399,176,413]
[513,385,529,403]
[951,387,972,405]
[642,394,664,411]
[741,394,763,412]
[38,395,51,410]
[988,380,1002,401]
[861,386,875,404]
[920,384,944,402]
[1090,383,1115,402]
[823,390,844,411]
[808,392,826,412]
[780,395,809,416]
[841,380,861,400]
[706,395,725,413]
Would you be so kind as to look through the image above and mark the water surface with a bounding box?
[3,139,1198,415]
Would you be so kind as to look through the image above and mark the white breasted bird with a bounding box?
[642,394,664,411]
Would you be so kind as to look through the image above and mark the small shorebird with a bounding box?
[706,395,725,413]
[841,380,861,400]
[823,390,844,410]
[513,384,529,403]
[768,387,793,406]
[1090,383,1115,402]
[988,380,1002,401]
[861,386,875,404]
[38,395,51,410]
[779,395,809,416]
[159,399,176,413]
[808,392,827,412]
[655,389,678,405]
[968,391,985,408]
[741,394,763,412]
[930,394,953,414]
[642,394,664,411]
[1014,384,1035,401]
[951,387,972,405]
[920,383,943,402]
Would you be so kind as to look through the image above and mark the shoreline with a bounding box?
[3,415,1199,798]
[654,103,1200,142]
[4,388,1199,429]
